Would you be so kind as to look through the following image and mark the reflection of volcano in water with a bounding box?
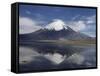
[19,42,96,72]
[19,43,83,64]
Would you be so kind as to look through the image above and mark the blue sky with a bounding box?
[19,4,96,37]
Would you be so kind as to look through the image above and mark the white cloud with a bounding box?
[82,31,96,37]
[86,15,95,24]
[68,21,86,32]
[26,10,31,15]
[67,53,85,65]
[72,15,80,21]
[66,15,96,37]
[19,17,41,34]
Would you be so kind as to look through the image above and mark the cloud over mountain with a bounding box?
[19,15,96,37]
[19,17,41,34]
[68,20,86,32]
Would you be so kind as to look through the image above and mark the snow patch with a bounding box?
[45,19,67,31]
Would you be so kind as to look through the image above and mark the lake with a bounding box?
[19,42,96,72]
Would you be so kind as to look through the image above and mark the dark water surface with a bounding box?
[19,42,96,72]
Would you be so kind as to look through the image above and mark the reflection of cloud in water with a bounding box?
[19,47,67,64]
[67,53,85,65]
[44,53,66,64]
[19,47,84,64]
[19,46,96,68]
[19,47,40,64]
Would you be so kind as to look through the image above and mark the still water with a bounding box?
[19,42,96,72]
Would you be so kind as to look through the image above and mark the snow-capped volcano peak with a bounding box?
[45,19,67,31]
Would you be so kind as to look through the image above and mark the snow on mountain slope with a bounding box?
[45,19,67,31]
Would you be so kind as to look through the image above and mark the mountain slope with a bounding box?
[19,26,92,42]
[19,19,92,42]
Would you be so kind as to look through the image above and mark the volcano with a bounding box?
[19,19,92,42]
